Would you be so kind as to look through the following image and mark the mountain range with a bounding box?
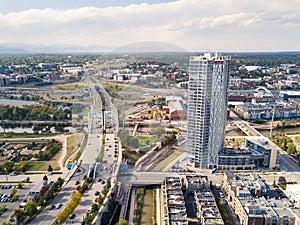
[0,43,113,54]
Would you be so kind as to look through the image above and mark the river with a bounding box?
[226,127,300,137]
[0,124,76,134]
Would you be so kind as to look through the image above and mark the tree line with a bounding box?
[35,139,62,161]
[0,104,71,121]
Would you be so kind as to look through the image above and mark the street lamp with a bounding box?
[4,168,8,182]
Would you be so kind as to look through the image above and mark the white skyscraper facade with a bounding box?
[187,53,230,168]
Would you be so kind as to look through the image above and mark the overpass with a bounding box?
[233,120,263,137]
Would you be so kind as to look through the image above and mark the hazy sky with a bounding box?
[0,0,299,51]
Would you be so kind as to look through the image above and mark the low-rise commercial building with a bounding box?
[163,96,187,120]
[0,74,9,86]
[286,184,300,208]
[218,137,278,170]
[223,172,299,225]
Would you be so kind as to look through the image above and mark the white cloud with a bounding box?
[0,0,299,51]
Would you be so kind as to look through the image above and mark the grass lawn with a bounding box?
[27,161,60,171]
[28,137,66,171]
[96,143,104,162]
[292,135,300,152]
[136,136,158,146]
[64,133,84,165]
[141,189,153,225]
[103,81,145,94]
[151,150,183,172]
[50,82,87,91]
[73,134,88,161]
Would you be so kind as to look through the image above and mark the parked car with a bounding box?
[56,203,63,209]
[10,171,18,176]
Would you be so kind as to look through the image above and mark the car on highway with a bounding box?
[75,180,80,185]
[95,191,100,196]
[219,192,224,198]
[69,213,76,219]
[49,204,55,210]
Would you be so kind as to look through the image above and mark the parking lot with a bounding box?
[0,182,33,221]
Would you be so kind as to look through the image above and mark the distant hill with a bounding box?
[0,43,113,54]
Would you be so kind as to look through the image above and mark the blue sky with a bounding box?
[0,0,173,13]
[0,0,299,51]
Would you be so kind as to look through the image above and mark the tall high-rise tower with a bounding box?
[187,53,230,168]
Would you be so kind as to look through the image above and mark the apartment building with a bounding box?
[223,172,299,225]
[187,53,230,168]
[194,191,224,225]
[162,177,188,225]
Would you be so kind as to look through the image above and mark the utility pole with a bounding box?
[4,168,8,182]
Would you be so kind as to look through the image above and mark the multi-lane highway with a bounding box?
[31,164,89,224]
[31,73,111,224]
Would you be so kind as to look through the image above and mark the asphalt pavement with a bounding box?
[30,165,88,225]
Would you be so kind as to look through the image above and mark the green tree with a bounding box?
[12,193,19,201]
[287,142,297,154]
[17,182,23,189]
[116,219,129,225]
[150,127,165,137]
[14,209,27,223]
[0,204,7,212]
[48,165,53,172]
[11,188,17,196]
[25,200,38,218]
